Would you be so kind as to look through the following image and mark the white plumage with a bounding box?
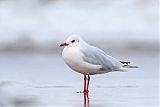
[61,35,137,75]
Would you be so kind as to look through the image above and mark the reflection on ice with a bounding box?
[84,92,90,107]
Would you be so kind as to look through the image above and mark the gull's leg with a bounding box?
[83,75,87,93]
[86,75,90,93]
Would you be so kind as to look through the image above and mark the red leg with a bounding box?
[86,75,90,93]
[83,75,87,93]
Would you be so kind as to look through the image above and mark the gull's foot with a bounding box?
[83,90,89,94]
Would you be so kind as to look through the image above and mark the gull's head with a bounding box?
[60,34,82,47]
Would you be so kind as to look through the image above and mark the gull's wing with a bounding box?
[80,45,123,71]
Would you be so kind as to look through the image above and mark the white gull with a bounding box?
[60,34,138,93]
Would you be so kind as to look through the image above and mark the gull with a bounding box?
[60,34,138,93]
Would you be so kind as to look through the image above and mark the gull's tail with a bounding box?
[120,61,139,71]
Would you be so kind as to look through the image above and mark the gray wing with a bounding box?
[80,45,123,71]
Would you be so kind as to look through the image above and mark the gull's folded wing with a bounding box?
[80,45,123,71]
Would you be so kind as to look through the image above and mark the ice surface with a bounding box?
[0,51,158,107]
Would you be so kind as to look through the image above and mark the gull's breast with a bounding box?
[62,47,102,75]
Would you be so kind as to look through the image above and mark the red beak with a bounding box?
[60,43,69,47]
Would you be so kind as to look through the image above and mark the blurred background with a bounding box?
[0,0,159,107]
[0,0,158,53]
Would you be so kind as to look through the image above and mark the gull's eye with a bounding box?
[71,40,75,43]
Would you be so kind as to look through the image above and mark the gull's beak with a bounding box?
[60,43,69,47]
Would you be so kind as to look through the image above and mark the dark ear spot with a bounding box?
[71,40,75,43]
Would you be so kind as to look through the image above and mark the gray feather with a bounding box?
[80,44,123,71]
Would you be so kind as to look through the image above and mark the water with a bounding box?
[0,51,159,107]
